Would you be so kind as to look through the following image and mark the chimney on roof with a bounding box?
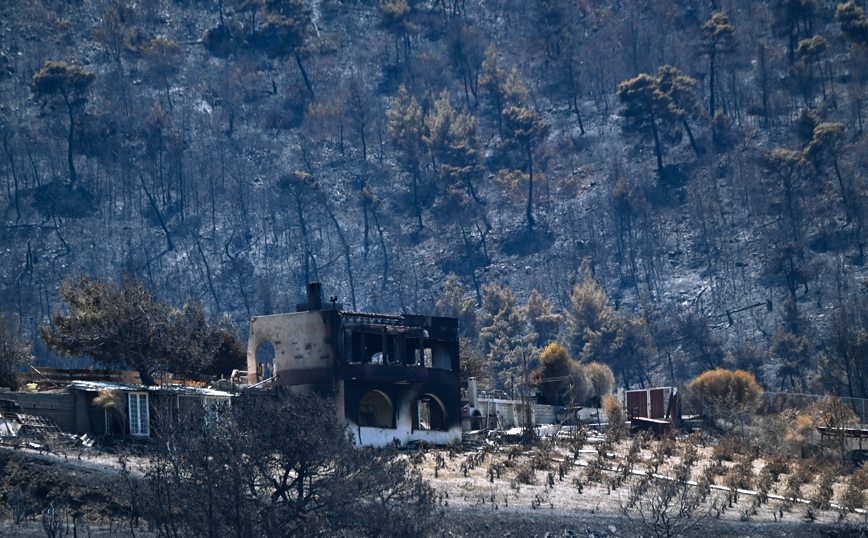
[308,282,322,311]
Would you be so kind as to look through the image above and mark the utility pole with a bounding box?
[522,346,533,442]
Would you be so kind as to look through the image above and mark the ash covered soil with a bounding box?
[0,445,866,537]
[442,508,846,538]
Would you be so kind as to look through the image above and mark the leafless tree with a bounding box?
[142,392,438,538]
[623,443,717,538]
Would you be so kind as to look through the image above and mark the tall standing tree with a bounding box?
[700,13,735,117]
[388,85,426,228]
[524,289,563,347]
[805,122,850,209]
[837,1,868,132]
[41,275,244,385]
[566,266,655,387]
[0,313,31,390]
[656,65,703,156]
[31,61,96,186]
[771,327,813,390]
[436,273,478,337]
[790,35,828,105]
[804,121,861,257]
[143,38,183,109]
[533,342,586,406]
[618,67,703,178]
[762,148,811,244]
[501,106,550,228]
[479,44,508,139]
[837,1,868,46]
[773,0,817,63]
[617,73,672,178]
[259,0,315,98]
[379,0,416,69]
[423,90,485,206]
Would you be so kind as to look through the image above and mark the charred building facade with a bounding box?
[247,283,461,447]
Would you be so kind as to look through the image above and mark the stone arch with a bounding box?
[358,390,394,428]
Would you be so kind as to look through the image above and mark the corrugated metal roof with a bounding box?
[69,381,233,397]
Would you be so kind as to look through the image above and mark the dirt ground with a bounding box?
[421,433,868,537]
[2,436,868,537]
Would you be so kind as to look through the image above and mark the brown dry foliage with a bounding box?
[689,368,763,419]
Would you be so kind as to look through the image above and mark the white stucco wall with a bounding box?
[350,425,462,447]
[347,394,460,447]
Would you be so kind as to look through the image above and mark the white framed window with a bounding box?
[203,397,230,427]
[128,393,150,436]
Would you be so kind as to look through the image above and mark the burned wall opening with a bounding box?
[415,393,447,431]
[255,340,275,379]
[358,390,394,428]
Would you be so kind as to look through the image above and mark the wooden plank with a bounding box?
[18,368,142,385]
[29,367,68,374]
[626,391,647,419]
[650,389,666,419]
[108,370,140,377]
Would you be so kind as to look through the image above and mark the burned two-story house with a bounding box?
[246,283,461,447]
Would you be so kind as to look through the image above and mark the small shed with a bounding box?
[67,381,233,438]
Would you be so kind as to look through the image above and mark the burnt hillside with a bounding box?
[2,0,868,392]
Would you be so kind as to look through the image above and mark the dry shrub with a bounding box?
[584,361,615,404]
[763,452,790,481]
[850,466,868,490]
[687,431,708,448]
[623,431,648,476]
[572,475,584,494]
[712,436,748,463]
[755,469,773,504]
[658,432,677,457]
[514,461,537,485]
[446,438,463,458]
[645,436,676,475]
[532,450,553,471]
[489,460,506,479]
[792,459,816,484]
[567,431,586,458]
[557,459,571,480]
[724,455,755,491]
[602,394,625,440]
[840,467,868,510]
[811,464,840,510]
[689,368,762,420]
[586,463,603,483]
[780,410,816,455]
[94,389,125,415]
[840,482,866,511]
[783,459,815,504]
[701,460,725,486]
